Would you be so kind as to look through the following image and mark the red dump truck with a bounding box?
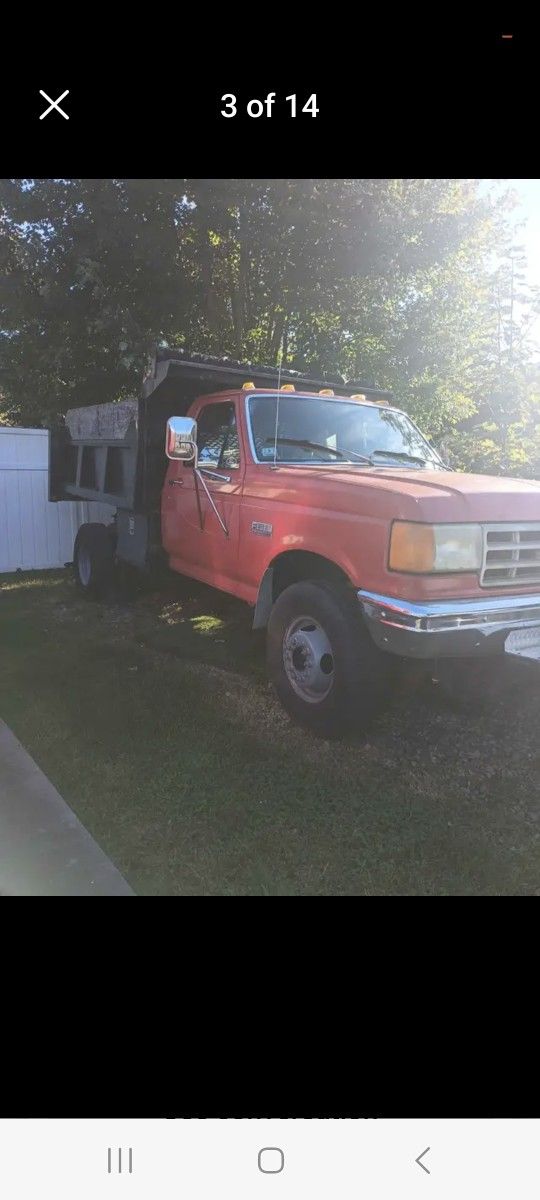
[50,351,540,736]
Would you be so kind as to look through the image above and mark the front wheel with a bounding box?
[266,580,392,737]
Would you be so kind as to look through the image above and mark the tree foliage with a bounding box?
[1,177,539,475]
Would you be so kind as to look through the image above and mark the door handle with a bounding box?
[168,478,184,487]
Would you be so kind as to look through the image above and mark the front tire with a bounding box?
[267,580,392,737]
[73,523,115,598]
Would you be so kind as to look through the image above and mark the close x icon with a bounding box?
[39,89,69,119]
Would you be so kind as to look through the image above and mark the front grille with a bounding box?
[480,523,540,586]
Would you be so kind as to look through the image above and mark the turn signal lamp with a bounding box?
[242,381,255,390]
[389,523,436,573]
[389,522,483,574]
[280,384,295,391]
[319,388,334,396]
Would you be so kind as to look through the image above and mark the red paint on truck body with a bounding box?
[161,389,540,606]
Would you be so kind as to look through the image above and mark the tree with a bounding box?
[441,237,540,476]
[0,176,530,476]
[0,179,195,424]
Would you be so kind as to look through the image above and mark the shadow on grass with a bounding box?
[2,568,540,895]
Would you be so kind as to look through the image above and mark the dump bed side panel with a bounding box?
[49,399,141,509]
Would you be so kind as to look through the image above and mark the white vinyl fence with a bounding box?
[0,428,114,573]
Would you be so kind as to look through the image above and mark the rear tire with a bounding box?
[267,579,392,738]
[73,523,115,598]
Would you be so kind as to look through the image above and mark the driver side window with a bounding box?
[196,402,240,469]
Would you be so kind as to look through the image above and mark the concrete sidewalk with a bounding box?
[0,720,134,896]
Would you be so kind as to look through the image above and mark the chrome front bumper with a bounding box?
[357,589,540,659]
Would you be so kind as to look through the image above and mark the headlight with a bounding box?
[389,522,482,573]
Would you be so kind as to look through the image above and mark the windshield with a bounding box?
[248,396,443,469]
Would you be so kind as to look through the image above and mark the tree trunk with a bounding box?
[239,206,250,329]
[281,318,289,364]
[194,203,219,336]
[228,269,243,357]
[270,311,286,364]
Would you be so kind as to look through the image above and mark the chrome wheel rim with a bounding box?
[78,546,91,586]
[282,615,335,703]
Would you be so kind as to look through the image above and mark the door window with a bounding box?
[196,403,240,469]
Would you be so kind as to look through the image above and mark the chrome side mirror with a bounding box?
[165,416,198,464]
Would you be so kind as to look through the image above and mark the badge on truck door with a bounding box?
[251,521,273,537]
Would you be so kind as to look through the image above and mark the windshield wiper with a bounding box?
[263,438,371,463]
[262,438,428,468]
[369,449,427,467]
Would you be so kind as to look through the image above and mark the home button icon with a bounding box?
[258,1147,285,1174]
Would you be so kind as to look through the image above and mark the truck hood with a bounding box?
[272,466,540,523]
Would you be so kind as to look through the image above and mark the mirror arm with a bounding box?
[194,468,229,537]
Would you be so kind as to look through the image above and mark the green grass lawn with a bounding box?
[1,567,540,895]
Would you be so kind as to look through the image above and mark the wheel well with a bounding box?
[253,551,352,630]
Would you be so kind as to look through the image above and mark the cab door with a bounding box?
[162,399,244,590]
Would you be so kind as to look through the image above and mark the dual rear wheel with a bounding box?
[73,523,115,598]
